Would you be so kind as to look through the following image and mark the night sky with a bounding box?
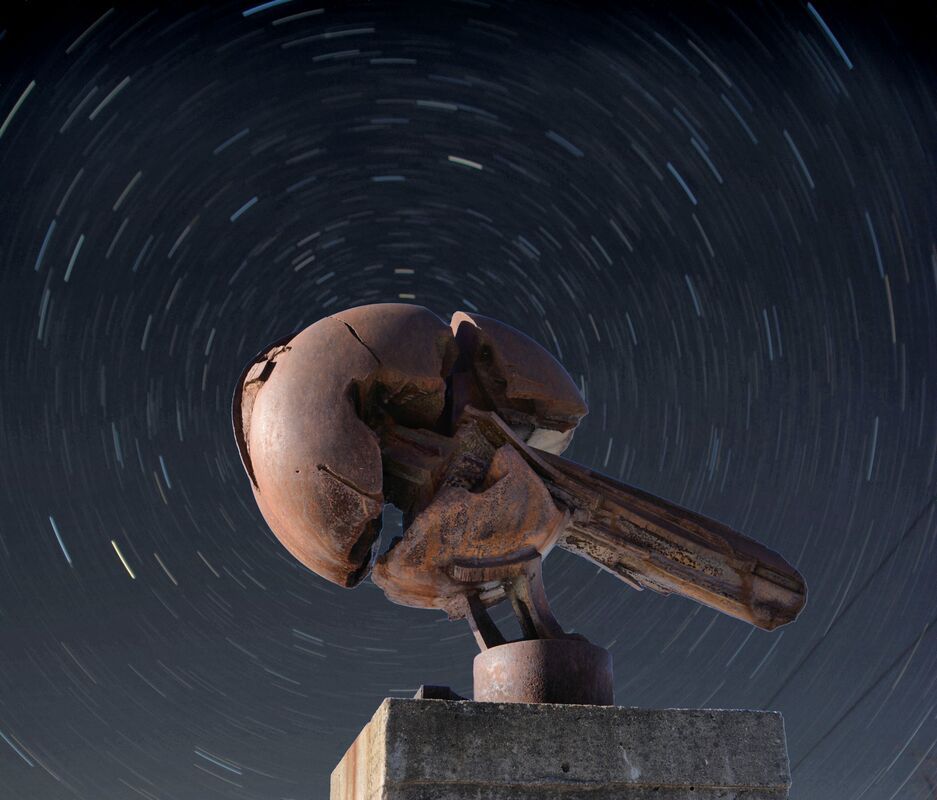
[1,1,936,797]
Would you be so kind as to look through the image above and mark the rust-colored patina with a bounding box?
[233,303,807,702]
[474,638,614,705]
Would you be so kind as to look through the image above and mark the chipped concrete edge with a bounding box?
[331,698,391,800]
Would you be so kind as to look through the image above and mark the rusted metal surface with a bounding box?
[233,303,586,596]
[232,304,455,588]
[448,311,587,453]
[543,450,805,631]
[372,425,570,616]
[373,405,806,632]
[474,639,615,705]
[233,302,807,703]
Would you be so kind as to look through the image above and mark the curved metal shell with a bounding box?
[232,304,455,587]
[450,311,587,455]
[334,303,459,430]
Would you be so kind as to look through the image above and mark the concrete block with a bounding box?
[331,698,791,799]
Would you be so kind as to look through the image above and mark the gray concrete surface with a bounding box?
[331,698,791,799]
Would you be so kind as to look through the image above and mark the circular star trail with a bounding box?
[1,1,936,798]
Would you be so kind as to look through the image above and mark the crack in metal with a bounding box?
[336,318,382,365]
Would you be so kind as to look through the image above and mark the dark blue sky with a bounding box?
[1,1,936,797]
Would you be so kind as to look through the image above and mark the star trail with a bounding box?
[1,1,936,798]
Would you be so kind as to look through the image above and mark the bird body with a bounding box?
[233,303,806,643]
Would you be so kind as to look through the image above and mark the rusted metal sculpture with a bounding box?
[233,303,807,704]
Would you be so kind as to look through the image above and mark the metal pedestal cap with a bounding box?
[473,638,614,705]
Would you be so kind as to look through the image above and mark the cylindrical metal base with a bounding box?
[473,638,614,705]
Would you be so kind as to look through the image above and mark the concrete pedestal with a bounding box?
[331,698,791,799]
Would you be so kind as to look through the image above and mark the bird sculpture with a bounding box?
[233,303,806,703]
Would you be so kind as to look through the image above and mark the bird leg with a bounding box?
[457,555,578,652]
[505,556,570,641]
[462,593,507,651]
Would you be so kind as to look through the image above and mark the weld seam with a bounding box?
[316,463,382,502]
